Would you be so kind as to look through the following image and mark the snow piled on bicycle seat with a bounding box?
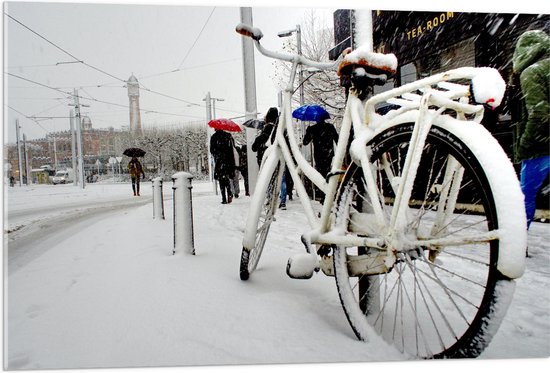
[471,67,506,109]
[342,46,398,74]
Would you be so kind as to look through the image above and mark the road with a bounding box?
[3,181,549,371]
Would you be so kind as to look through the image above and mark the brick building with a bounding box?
[5,116,122,181]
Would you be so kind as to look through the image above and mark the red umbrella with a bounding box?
[208,118,242,132]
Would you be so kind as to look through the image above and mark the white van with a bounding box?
[52,168,75,184]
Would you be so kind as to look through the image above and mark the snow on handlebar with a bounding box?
[236,23,339,71]
[235,23,263,41]
[235,24,505,109]
[470,67,506,109]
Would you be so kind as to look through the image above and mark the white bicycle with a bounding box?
[236,23,526,359]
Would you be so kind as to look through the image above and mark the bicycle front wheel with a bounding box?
[333,122,516,358]
[240,159,282,280]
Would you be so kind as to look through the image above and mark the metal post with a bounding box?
[70,110,77,186]
[212,98,216,119]
[240,7,259,195]
[152,177,165,220]
[73,89,85,189]
[22,133,29,185]
[15,120,23,186]
[204,92,217,194]
[209,96,225,196]
[53,136,58,170]
[355,9,373,52]
[172,172,195,255]
[296,24,304,106]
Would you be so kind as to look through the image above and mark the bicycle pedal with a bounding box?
[286,253,318,279]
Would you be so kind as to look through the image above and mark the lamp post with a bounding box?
[69,89,89,189]
[203,94,225,194]
[278,24,303,106]
[240,7,259,196]
[211,97,224,119]
[15,120,23,186]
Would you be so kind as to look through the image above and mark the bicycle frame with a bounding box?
[261,52,492,251]
[239,23,523,279]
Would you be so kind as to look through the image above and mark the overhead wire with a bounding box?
[177,7,216,70]
[6,105,49,132]
[5,9,245,124]
[6,72,203,119]
[5,10,216,109]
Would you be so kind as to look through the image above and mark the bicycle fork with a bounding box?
[321,92,447,276]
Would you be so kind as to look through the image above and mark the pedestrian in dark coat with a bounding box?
[210,129,236,204]
[230,142,241,198]
[128,157,145,196]
[252,107,279,166]
[303,117,339,202]
[239,144,250,196]
[511,29,550,228]
[251,107,293,208]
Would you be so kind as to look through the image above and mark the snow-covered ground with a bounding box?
[2,180,549,372]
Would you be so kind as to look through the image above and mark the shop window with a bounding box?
[400,62,417,85]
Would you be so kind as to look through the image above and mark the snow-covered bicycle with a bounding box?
[236,23,526,359]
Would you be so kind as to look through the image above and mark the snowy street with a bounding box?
[3,180,550,371]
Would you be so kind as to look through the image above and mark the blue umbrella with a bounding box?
[292,104,330,122]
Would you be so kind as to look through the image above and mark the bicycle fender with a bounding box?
[371,113,527,279]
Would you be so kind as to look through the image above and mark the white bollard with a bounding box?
[172,172,195,255]
[152,177,165,220]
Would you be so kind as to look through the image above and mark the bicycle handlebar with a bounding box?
[236,23,339,71]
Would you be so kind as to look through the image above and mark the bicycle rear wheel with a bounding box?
[333,123,516,358]
[240,161,282,280]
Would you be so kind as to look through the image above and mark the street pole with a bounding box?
[296,24,304,106]
[53,136,58,170]
[73,89,85,189]
[22,133,29,185]
[240,7,259,195]
[212,98,216,119]
[15,120,23,186]
[70,109,77,186]
[204,92,216,194]
[211,97,224,120]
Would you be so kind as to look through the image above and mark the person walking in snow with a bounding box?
[510,29,550,229]
[251,107,292,209]
[238,144,250,196]
[252,107,279,166]
[230,141,241,198]
[210,129,236,204]
[302,116,339,202]
[128,157,145,196]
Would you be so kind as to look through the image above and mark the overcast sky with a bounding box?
[3,1,339,143]
[2,0,548,143]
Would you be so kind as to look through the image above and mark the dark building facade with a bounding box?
[330,9,549,210]
[330,10,549,151]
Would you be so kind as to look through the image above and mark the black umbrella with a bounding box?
[123,147,146,157]
[242,118,266,130]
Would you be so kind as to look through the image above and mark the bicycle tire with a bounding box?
[240,162,282,280]
[333,122,516,358]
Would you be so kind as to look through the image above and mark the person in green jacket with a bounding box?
[511,29,550,228]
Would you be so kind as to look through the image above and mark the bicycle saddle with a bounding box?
[337,46,398,82]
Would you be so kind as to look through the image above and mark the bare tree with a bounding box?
[273,10,346,123]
